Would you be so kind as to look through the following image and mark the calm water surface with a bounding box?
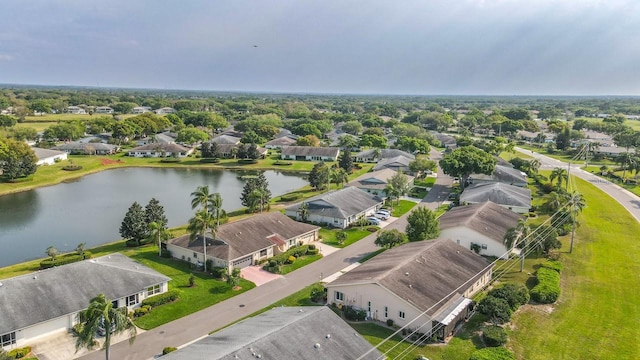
[0,168,307,267]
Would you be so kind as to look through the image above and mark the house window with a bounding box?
[481,244,488,250]
[384,306,388,318]
[260,249,267,257]
[399,311,406,319]
[335,291,344,301]
[289,239,295,246]
[456,239,460,245]
[126,294,139,307]
[368,301,372,312]
[1,332,16,347]
[147,284,161,296]
[193,252,198,258]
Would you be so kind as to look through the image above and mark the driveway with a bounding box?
[240,265,282,286]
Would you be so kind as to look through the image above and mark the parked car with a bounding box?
[374,211,390,220]
[367,216,381,225]
[377,209,391,216]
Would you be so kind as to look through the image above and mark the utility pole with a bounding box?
[566,160,571,192]
[520,235,526,272]
[569,194,576,253]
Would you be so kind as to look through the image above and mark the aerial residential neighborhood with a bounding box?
[1,2,640,360]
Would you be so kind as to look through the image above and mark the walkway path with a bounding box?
[78,150,451,360]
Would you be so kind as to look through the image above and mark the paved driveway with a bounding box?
[240,265,282,286]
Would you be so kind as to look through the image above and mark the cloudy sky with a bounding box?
[1,0,639,95]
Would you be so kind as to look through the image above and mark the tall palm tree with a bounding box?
[528,159,541,174]
[372,148,382,161]
[191,185,214,214]
[549,167,568,191]
[187,209,216,273]
[584,142,599,168]
[543,191,569,214]
[148,221,170,257]
[75,294,136,360]
[248,188,269,213]
[208,192,225,227]
[616,152,633,182]
[331,168,349,188]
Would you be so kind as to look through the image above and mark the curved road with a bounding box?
[78,150,452,360]
[517,147,640,222]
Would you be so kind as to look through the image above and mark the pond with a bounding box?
[0,168,308,267]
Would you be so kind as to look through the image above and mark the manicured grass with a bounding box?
[500,150,532,161]
[279,254,323,275]
[507,176,640,359]
[414,177,436,188]
[387,199,417,217]
[319,227,376,248]
[124,246,255,330]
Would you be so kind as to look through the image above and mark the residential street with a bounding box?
[78,150,452,360]
[516,147,640,222]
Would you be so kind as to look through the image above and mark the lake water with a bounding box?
[0,168,308,267]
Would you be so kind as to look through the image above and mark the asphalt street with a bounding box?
[78,150,452,360]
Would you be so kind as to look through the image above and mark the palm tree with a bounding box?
[584,142,599,168]
[616,152,633,182]
[528,159,541,174]
[208,192,225,227]
[191,185,214,214]
[543,191,569,214]
[75,294,136,360]
[331,168,349,188]
[148,221,170,257]
[187,209,216,273]
[372,148,382,161]
[297,202,309,222]
[549,167,568,191]
[248,188,269,213]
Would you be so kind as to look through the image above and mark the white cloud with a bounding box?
[0,54,14,61]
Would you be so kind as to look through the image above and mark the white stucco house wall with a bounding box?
[280,146,340,161]
[0,254,169,349]
[127,143,194,158]
[438,201,523,259]
[32,147,68,166]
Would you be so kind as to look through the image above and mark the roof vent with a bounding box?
[314,343,321,349]
[409,284,412,288]
[457,251,460,254]
[325,334,331,339]
[0,281,3,287]
[405,272,409,276]
[256,355,262,359]
[33,275,37,280]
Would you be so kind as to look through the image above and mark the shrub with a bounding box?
[160,158,181,163]
[477,296,512,324]
[274,160,293,166]
[308,244,316,250]
[8,346,31,359]
[39,251,92,269]
[469,347,516,360]
[279,193,301,201]
[530,267,561,303]
[343,306,367,321]
[540,182,555,194]
[125,239,140,247]
[307,248,319,255]
[160,248,172,258]
[488,283,530,311]
[134,307,149,318]
[482,325,507,347]
[62,165,83,171]
[199,158,220,163]
[310,284,326,303]
[162,347,178,355]
[188,274,195,287]
[210,267,226,279]
[238,159,258,164]
[540,260,563,273]
[287,255,296,264]
[387,319,394,327]
[141,289,180,308]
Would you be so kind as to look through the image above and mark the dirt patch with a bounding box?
[101,158,124,165]
[520,303,554,314]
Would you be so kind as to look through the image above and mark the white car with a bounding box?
[377,209,391,216]
[375,211,390,220]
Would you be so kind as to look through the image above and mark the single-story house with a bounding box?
[211,134,241,145]
[346,168,415,198]
[354,149,415,163]
[433,132,457,150]
[95,106,114,114]
[166,212,319,271]
[264,136,297,149]
[135,132,178,146]
[593,146,634,157]
[162,306,383,360]
[66,106,86,115]
[127,143,194,158]
[215,144,268,159]
[468,165,528,187]
[32,147,68,166]
[516,130,540,142]
[52,142,119,155]
[281,146,340,161]
[0,254,169,349]
[285,187,383,228]
[460,182,532,214]
[372,155,413,173]
[132,106,152,114]
[326,239,492,341]
[154,107,176,115]
[438,201,523,259]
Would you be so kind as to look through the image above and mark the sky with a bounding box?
[1,0,639,95]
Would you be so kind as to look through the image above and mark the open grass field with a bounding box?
[388,199,417,217]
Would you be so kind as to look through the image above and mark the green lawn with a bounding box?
[319,227,376,248]
[414,177,436,188]
[507,176,640,359]
[388,199,417,217]
[124,246,256,330]
[280,254,323,275]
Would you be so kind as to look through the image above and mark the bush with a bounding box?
[8,346,31,359]
[307,248,319,255]
[386,319,394,327]
[238,159,258,164]
[141,289,180,308]
[482,325,508,347]
[287,255,296,264]
[530,267,561,303]
[308,244,316,250]
[279,193,302,201]
[125,239,140,247]
[162,347,178,355]
[540,260,563,273]
[488,283,530,311]
[540,182,555,194]
[199,158,220,163]
[40,251,92,269]
[160,158,181,163]
[210,267,226,279]
[469,347,516,360]
[133,307,149,318]
[62,165,83,171]
[160,248,172,258]
[477,296,512,324]
[273,160,293,166]
[343,306,367,321]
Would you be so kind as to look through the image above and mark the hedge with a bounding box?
[8,346,31,359]
[141,289,180,308]
[279,193,302,201]
[160,158,181,163]
[482,326,507,347]
[530,267,561,303]
[40,252,92,269]
[199,158,220,163]
[540,260,563,273]
[469,347,516,360]
[162,347,177,355]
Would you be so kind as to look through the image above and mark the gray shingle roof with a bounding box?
[52,142,118,152]
[355,148,415,160]
[129,143,192,153]
[460,182,532,208]
[372,155,413,171]
[347,168,415,190]
[168,212,319,261]
[281,146,339,158]
[0,253,169,334]
[265,136,297,146]
[286,187,383,220]
[469,165,527,186]
[31,147,66,160]
[162,306,383,360]
[329,239,490,315]
[212,135,241,145]
[439,201,523,241]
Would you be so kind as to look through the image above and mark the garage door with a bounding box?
[232,256,253,268]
